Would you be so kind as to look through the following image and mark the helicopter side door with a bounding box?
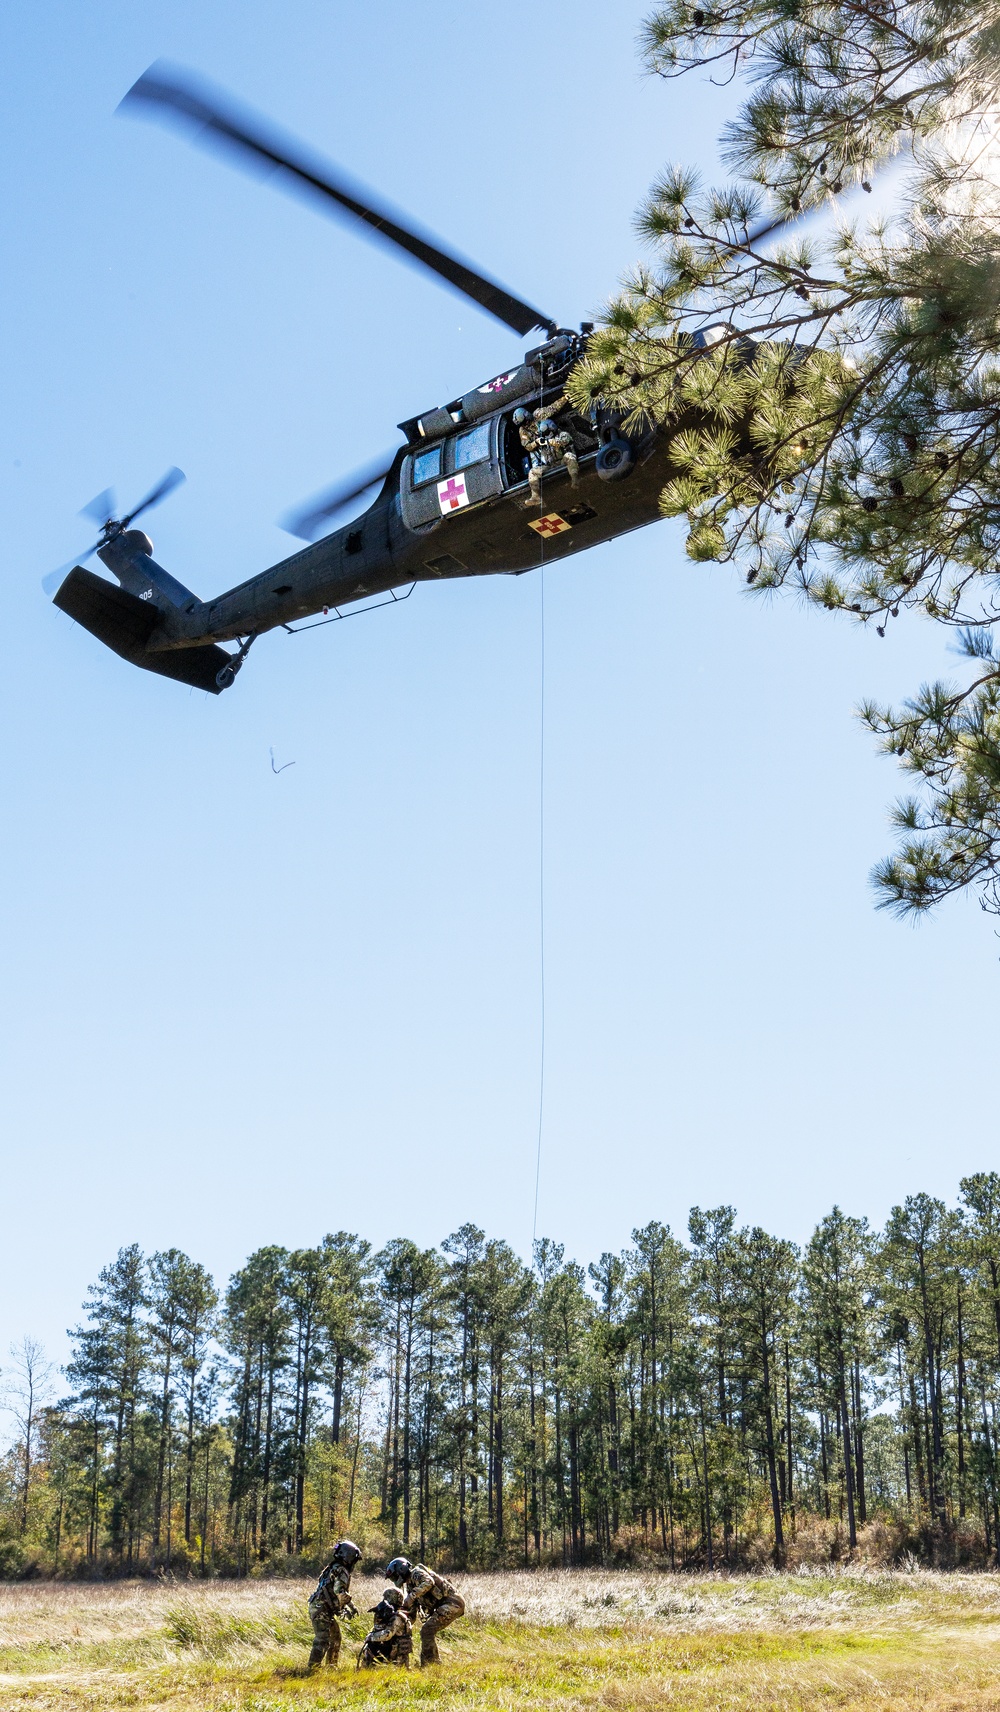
[400,418,503,530]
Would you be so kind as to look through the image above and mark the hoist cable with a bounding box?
[532,560,546,1248]
[531,355,548,1249]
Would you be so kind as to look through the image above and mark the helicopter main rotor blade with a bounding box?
[279,455,396,541]
[120,64,555,340]
[746,157,896,248]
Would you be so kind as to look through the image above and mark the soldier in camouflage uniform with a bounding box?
[307,1538,361,1669]
[357,1588,413,1669]
[513,403,580,507]
[385,1555,465,1666]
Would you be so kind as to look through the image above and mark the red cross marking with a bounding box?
[533,514,571,537]
[439,478,465,510]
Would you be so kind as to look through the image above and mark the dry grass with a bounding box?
[0,1569,999,1711]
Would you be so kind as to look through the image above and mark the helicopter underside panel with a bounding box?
[401,438,672,585]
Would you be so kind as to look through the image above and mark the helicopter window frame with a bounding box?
[412,444,444,487]
[453,421,492,471]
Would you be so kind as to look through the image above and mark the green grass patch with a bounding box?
[2,1574,1000,1711]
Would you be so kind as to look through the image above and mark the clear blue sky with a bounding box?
[1,0,994,1376]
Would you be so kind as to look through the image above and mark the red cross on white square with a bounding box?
[529,512,572,538]
[437,473,469,514]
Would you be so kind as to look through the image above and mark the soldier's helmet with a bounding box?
[385,1556,412,1586]
[333,1538,362,1569]
[538,419,557,436]
[513,408,531,425]
[370,1587,404,1622]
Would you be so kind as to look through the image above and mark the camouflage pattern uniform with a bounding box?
[307,1560,356,1668]
[358,1592,413,1669]
[400,1565,465,1665]
[516,401,580,507]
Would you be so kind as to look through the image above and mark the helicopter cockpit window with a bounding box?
[453,422,491,470]
[412,444,443,487]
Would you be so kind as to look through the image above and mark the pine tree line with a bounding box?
[6,1178,1000,1575]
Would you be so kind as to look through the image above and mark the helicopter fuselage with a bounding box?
[96,336,677,681]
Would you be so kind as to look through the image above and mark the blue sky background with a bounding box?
[1,0,994,1379]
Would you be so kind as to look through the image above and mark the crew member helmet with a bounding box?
[385,1555,412,1586]
[513,408,531,425]
[333,1538,362,1569]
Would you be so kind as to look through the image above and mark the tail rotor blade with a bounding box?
[80,487,116,527]
[124,465,185,526]
[279,456,395,540]
[43,542,100,596]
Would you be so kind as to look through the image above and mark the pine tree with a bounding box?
[803,1209,873,1549]
[565,3,1000,918]
[731,1226,798,1564]
[69,1246,151,1567]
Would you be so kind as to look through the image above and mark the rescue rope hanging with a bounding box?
[532,557,546,1246]
[532,356,548,1248]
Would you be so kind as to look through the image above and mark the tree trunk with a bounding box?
[838,1351,858,1552]
[760,1317,784,1565]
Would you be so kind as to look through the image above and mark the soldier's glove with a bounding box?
[343,1601,358,1620]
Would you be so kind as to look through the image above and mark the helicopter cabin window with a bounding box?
[453,422,491,470]
[412,444,443,487]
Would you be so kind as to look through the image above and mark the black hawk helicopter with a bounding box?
[49,63,766,695]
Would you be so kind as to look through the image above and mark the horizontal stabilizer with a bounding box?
[53,567,234,694]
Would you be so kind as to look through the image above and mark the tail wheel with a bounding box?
[596,437,635,482]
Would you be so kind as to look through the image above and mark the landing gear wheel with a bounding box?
[596,437,635,482]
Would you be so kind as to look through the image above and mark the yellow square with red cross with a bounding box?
[528,513,573,538]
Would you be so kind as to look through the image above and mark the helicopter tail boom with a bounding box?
[53,567,236,693]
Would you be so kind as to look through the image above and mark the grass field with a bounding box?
[2,1567,1000,1711]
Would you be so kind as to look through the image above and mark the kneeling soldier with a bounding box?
[357,1588,413,1669]
[307,1538,361,1669]
[385,1555,465,1666]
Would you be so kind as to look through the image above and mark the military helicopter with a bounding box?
[48,63,750,695]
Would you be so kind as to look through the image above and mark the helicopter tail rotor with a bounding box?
[45,467,186,597]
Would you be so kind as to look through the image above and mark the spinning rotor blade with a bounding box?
[746,158,895,248]
[279,455,396,541]
[43,562,82,596]
[45,468,185,596]
[120,63,555,339]
[80,487,116,527]
[123,465,185,526]
[44,529,110,593]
